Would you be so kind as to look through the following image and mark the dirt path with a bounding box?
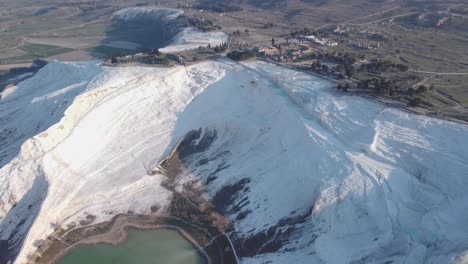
[314,11,419,31]
[410,70,468,75]
[412,77,430,88]
[345,5,401,23]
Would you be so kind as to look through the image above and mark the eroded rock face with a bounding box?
[157,128,319,260]
[159,129,220,177]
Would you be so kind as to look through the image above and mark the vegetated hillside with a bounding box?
[1,59,468,264]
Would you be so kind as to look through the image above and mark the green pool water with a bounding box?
[58,229,205,264]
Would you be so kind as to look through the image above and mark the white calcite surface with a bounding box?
[112,7,228,53]
[0,60,467,264]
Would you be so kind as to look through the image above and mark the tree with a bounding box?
[344,64,355,78]
[417,85,428,94]
[227,50,256,61]
[358,79,370,90]
[272,38,275,46]
[343,83,350,92]
[408,98,421,107]
[336,64,344,72]
[214,42,228,53]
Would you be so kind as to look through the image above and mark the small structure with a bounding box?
[257,46,278,56]
[303,35,338,46]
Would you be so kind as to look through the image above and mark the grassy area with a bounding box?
[0,54,36,64]
[20,43,74,58]
[0,17,11,23]
[436,85,468,106]
[8,18,66,34]
[421,91,457,108]
[53,22,111,37]
[85,45,135,56]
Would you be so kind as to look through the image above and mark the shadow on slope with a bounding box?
[91,8,188,58]
[0,174,48,264]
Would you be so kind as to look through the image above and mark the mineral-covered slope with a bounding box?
[111,7,228,52]
[1,60,468,264]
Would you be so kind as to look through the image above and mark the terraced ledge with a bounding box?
[27,129,238,264]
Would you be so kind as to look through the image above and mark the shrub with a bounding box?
[227,50,256,61]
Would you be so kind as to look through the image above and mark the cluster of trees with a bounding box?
[408,84,433,96]
[324,63,355,78]
[308,52,410,82]
[343,64,355,78]
[310,53,362,78]
[357,78,398,95]
[320,56,410,80]
[263,22,275,28]
[320,52,361,64]
[213,42,228,53]
[408,97,423,107]
[311,58,356,78]
[357,78,433,97]
[194,2,242,13]
[107,48,171,65]
[368,33,386,41]
[145,54,170,65]
[144,49,171,65]
[232,29,249,36]
[187,18,221,31]
[227,50,256,61]
[290,27,313,37]
[336,83,351,92]
[311,61,329,71]
[359,60,408,73]
[108,51,127,64]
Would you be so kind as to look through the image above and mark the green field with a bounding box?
[85,45,135,56]
[9,18,66,34]
[20,43,74,58]
[53,22,111,37]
